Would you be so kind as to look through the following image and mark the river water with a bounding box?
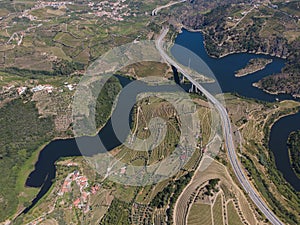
[173,29,300,191]
[23,29,300,213]
[23,77,187,213]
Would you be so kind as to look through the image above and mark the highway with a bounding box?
[151,0,186,16]
[156,28,284,225]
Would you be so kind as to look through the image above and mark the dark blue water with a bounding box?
[269,113,300,190]
[23,30,300,215]
[173,29,300,191]
[23,77,187,213]
[172,30,294,102]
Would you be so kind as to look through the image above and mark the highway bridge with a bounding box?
[155,27,284,225]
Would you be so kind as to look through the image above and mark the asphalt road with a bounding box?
[156,27,284,225]
[151,0,186,16]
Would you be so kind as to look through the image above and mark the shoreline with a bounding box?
[179,25,288,59]
[174,26,298,101]
[287,134,300,180]
[11,79,124,221]
[252,82,300,100]
[11,112,115,221]
[235,59,273,77]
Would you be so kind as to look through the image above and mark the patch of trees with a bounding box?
[257,38,300,97]
[150,173,193,225]
[2,67,53,77]
[150,173,192,209]
[95,76,122,128]
[287,130,300,177]
[53,60,85,76]
[100,199,131,225]
[71,76,122,136]
[0,99,54,219]
[204,178,220,196]
[2,59,85,77]
[2,60,85,77]
[241,153,299,224]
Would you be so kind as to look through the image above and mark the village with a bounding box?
[88,0,133,21]
[58,168,100,213]
[19,0,133,22]
[0,82,77,98]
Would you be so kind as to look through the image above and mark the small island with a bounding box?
[235,58,273,77]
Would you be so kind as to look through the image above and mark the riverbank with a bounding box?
[269,111,300,187]
[225,94,300,224]
[11,75,124,220]
[287,131,300,179]
[252,82,300,100]
[173,29,300,224]
[178,26,288,59]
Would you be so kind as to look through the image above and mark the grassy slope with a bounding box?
[226,94,300,224]
[0,76,121,221]
[0,99,54,219]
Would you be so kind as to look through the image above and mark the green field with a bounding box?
[100,199,131,225]
[227,201,243,225]
[213,194,224,225]
[188,203,212,225]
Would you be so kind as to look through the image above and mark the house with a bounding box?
[73,198,81,208]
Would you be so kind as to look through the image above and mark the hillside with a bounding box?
[167,0,300,97]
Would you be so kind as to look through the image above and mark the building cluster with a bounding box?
[35,1,73,8]
[89,0,133,21]
[10,0,136,24]
[17,86,27,95]
[64,82,76,91]
[31,84,54,93]
[20,12,37,21]
[58,170,100,213]
[20,1,73,21]
[12,82,76,96]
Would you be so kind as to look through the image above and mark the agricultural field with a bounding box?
[187,193,246,225]
[0,0,168,74]
[227,201,244,225]
[187,203,212,225]
[225,94,300,224]
[213,194,224,225]
[180,157,258,225]
[111,95,188,166]
[119,62,173,79]
[13,92,212,224]
[174,156,261,224]
[0,0,299,224]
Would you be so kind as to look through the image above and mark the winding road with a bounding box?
[155,27,284,225]
[151,0,187,16]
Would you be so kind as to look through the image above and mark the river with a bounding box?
[269,113,300,190]
[173,29,300,191]
[23,77,187,213]
[23,29,300,213]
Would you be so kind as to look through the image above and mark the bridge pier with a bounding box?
[189,84,200,94]
[189,84,195,93]
[180,75,185,84]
